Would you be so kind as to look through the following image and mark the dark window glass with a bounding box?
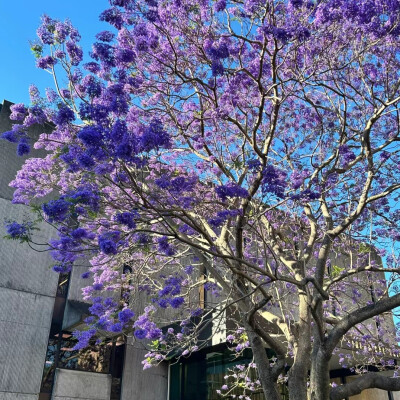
[110,341,125,400]
[58,337,113,373]
[171,347,286,400]
[56,273,69,297]
[40,338,58,393]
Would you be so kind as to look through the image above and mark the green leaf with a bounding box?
[331,265,344,278]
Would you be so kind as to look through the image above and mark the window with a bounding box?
[169,346,283,400]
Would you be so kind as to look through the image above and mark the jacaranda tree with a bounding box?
[4,0,400,399]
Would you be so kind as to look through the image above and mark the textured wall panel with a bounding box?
[121,340,168,400]
[0,289,54,393]
[0,198,58,297]
[52,369,111,400]
[66,264,91,305]
[0,393,38,400]
[0,100,58,398]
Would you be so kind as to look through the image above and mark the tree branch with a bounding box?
[330,373,400,400]
[326,293,400,354]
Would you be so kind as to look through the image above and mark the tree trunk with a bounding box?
[287,371,308,400]
[309,349,331,400]
[287,291,311,400]
[287,358,309,400]
[244,322,282,400]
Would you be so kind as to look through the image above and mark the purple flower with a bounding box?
[2,131,18,143]
[53,264,72,273]
[147,327,162,339]
[226,334,235,343]
[380,151,390,161]
[83,62,101,73]
[81,75,103,98]
[76,153,95,169]
[54,22,70,42]
[110,322,123,332]
[290,0,303,7]
[37,17,55,44]
[110,0,131,5]
[215,183,248,201]
[54,105,75,126]
[157,298,169,308]
[26,105,46,126]
[77,126,103,147]
[184,265,194,274]
[134,329,147,339]
[290,169,309,190]
[93,283,104,290]
[90,42,115,67]
[115,211,137,229]
[140,119,171,152]
[207,43,229,60]
[209,209,241,228]
[157,236,175,256]
[54,50,66,59]
[10,103,27,121]
[72,328,97,350]
[69,186,100,211]
[36,56,57,69]
[211,60,224,76]
[170,296,184,309]
[42,199,70,222]
[214,0,226,11]
[5,222,28,239]
[99,7,124,30]
[339,145,356,166]
[191,308,202,317]
[96,30,116,42]
[98,232,120,255]
[135,233,149,245]
[261,165,287,199]
[118,308,135,323]
[115,48,135,64]
[66,41,83,66]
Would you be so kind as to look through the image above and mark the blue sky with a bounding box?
[0,1,110,105]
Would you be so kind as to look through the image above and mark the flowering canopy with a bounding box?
[4,1,400,399]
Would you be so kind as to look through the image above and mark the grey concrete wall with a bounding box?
[52,369,111,400]
[62,264,91,330]
[66,265,92,305]
[121,338,168,400]
[0,287,54,395]
[0,394,38,400]
[0,99,58,399]
[0,198,58,296]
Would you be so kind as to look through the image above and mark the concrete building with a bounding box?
[0,99,399,400]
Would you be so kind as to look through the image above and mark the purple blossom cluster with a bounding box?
[98,231,121,255]
[134,306,162,340]
[208,209,241,228]
[157,236,175,256]
[4,222,29,240]
[155,275,184,309]
[261,165,287,199]
[215,183,249,201]
[114,211,138,229]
